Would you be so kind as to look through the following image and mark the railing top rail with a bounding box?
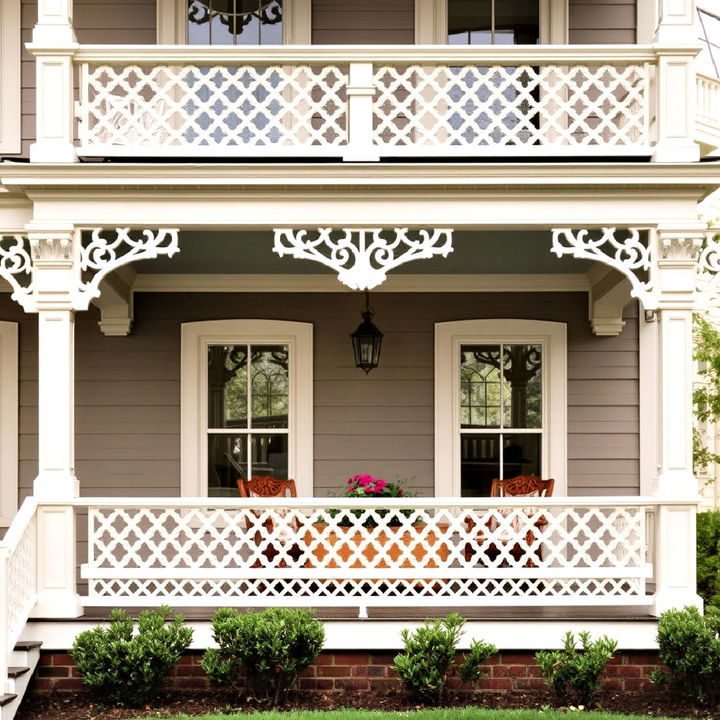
[0,496,36,554]
[698,71,720,84]
[30,43,672,65]
[37,495,700,509]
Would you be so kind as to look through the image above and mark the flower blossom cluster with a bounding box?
[344,474,406,498]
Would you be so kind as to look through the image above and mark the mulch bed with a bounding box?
[15,687,720,720]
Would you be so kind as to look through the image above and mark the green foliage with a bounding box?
[201,607,325,707]
[535,631,617,707]
[653,605,720,706]
[697,510,720,610]
[393,613,497,705]
[70,606,193,706]
[693,314,720,474]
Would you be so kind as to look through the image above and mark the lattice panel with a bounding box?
[85,501,649,605]
[373,64,647,147]
[81,64,348,148]
[6,516,36,653]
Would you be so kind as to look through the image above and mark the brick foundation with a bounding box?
[30,650,662,695]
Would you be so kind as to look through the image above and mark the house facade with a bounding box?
[1,0,720,713]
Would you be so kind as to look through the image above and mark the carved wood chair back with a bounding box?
[490,475,554,498]
[237,475,297,498]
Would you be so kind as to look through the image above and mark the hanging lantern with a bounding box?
[350,291,383,374]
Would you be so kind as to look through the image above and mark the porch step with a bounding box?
[1,641,42,720]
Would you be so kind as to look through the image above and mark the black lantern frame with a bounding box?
[351,292,383,374]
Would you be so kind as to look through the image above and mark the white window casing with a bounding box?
[181,319,313,497]
[415,0,568,44]
[434,319,567,497]
[0,0,21,154]
[0,321,18,526]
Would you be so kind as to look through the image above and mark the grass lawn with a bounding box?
[135,709,694,720]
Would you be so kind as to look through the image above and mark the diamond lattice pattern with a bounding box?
[82,64,348,147]
[373,64,647,147]
[85,503,649,605]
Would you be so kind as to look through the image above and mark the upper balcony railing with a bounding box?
[27,44,715,162]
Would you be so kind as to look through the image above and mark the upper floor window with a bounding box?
[188,0,283,44]
[448,0,540,45]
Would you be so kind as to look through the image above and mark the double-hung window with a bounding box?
[435,319,566,497]
[181,320,313,497]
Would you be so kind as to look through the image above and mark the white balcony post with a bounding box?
[651,225,705,615]
[652,47,700,163]
[655,0,697,44]
[28,0,77,163]
[344,62,379,162]
[25,225,81,617]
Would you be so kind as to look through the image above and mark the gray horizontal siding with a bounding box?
[312,0,414,44]
[569,0,636,44]
[3,289,640,503]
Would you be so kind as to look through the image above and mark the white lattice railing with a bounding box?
[77,496,680,617]
[72,45,657,159]
[696,73,720,149]
[0,498,37,692]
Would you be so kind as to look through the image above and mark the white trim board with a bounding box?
[0,0,21,154]
[22,617,659,651]
[0,321,18,526]
[133,274,590,293]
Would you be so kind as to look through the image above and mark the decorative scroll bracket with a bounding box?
[1,228,179,313]
[273,227,454,290]
[697,227,720,311]
[551,227,655,309]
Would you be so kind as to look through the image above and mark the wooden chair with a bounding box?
[237,475,301,565]
[466,475,554,566]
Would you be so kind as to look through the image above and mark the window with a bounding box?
[0,321,18,526]
[448,0,539,45]
[188,0,283,45]
[181,320,313,497]
[435,319,566,497]
[156,0,311,44]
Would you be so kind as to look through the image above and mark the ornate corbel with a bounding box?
[551,227,654,309]
[0,235,33,310]
[273,227,454,290]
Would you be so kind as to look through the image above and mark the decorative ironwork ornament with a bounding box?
[273,227,454,290]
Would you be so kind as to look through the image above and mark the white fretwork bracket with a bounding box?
[273,227,454,290]
[697,227,720,311]
[551,227,655,309]
[1,228,179,312]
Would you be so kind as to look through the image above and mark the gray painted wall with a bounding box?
[569,0,637,44]
[3,291,639,505]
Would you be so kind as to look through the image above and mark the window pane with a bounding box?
[495,0,539,44]
[448,0,491,44]
[503,344,542,428]
[461,433,499,496]
[251,433,289,479]
[461,345,502,428]
[208,345,248,429]
[208,433,247,496]
[251,345,289,428]
[503,434,541,478]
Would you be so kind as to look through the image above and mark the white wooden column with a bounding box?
[344,62,379,162]
[28,0,77,163]
[655,0,697,44]
[26,225,81,618]
[651,225,705,615]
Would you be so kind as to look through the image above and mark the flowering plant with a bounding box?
[330,474,415,527]
[343,474,408,498]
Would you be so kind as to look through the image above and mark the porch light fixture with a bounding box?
[351,291,383,374]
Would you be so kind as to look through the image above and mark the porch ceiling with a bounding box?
[131,229,594,275]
